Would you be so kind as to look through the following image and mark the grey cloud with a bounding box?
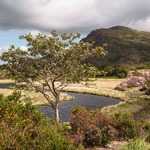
[0,0,150,34]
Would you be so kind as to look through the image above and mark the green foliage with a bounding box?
[115,113,139,140]
[7,90,21,102]
[0,31,106,121]
[120,138,150,150]
[92,110,118,146]
[69,107,149,148]
[0,91,74,150]
[70,106,101,147]
[136,64,150,69]
[97,66,130,78]
[1,31,105,84]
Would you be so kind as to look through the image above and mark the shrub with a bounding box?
[115,113,139,140]
[69,107,147,147]
[83,125,101,147]
[70,106,92,133]
[70,106,101,147]
[112,67,129,78]
[97,66,130,78]
[90,110,118,145]
[0,91,74,150]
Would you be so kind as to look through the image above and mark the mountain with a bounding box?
[82,26,150,69]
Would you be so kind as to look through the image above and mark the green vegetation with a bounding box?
[0,31,105,121]
[0,91,74,150]
[0,88,74,105]
[120,138,150,150]
[82,26,150,69]
[1,92,150,149]
[69,106,150,148]
[63,78,150,116]
[97,66,130,78]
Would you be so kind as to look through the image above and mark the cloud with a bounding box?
[27,30,41,37]
[0,46,9,64]
[0,0,150,34]
[19,45,28,51]
[0,46,9,55]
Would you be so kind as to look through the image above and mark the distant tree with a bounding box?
[1,31,106,121]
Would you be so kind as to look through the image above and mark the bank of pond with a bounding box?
[40,92,120,122]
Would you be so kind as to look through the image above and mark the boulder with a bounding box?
[139,85,148,91]
[115,70,150,89]
[127,70,150,80]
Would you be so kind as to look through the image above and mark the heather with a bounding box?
[1,91,150,149]
[64,106,150,148]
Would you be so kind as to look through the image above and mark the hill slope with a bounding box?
[82,26,150,69]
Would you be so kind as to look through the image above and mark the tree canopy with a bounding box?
[1,31,106,121]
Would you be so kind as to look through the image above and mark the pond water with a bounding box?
[0,84,120,122]
[39,92,120,122]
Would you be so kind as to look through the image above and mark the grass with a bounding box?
[64,78,126,100]
[0,88,74,105]
[120,138,150,150]
[0,79,15,84]
[0,78,150,117]
[63,78,150,115]
[94,76,125,79]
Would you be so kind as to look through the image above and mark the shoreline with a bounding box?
[0,79,150,120]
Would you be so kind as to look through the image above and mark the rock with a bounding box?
[127,70,150,80]
[145,88,150,95]
[139,85,148,91]
[115,70,150,89]
[114,85,125,91]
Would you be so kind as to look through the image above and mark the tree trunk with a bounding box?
[55,104,59,121]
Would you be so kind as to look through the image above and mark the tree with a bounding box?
[1,31,106,121]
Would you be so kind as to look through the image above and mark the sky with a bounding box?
[1,0,150,55]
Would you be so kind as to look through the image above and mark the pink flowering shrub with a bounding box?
[69,107,147,148]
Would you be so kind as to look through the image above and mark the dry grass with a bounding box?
[63,78,150,115]
[0,78,150,115]
[0,89,74,105]
[64,79,126,100]
[0,79,15,84]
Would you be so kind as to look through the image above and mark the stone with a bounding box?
[115,70,150,89]
[139,85,148,91]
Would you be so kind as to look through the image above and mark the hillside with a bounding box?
[82,26,150,69]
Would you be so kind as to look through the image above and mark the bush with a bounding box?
[69,107,149,147]
[97,66,130,78]
[112,67,129,78]
[91,110,118,145]
[70,106,101,147]
[115,113,139,140]
[0,91,74,150]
